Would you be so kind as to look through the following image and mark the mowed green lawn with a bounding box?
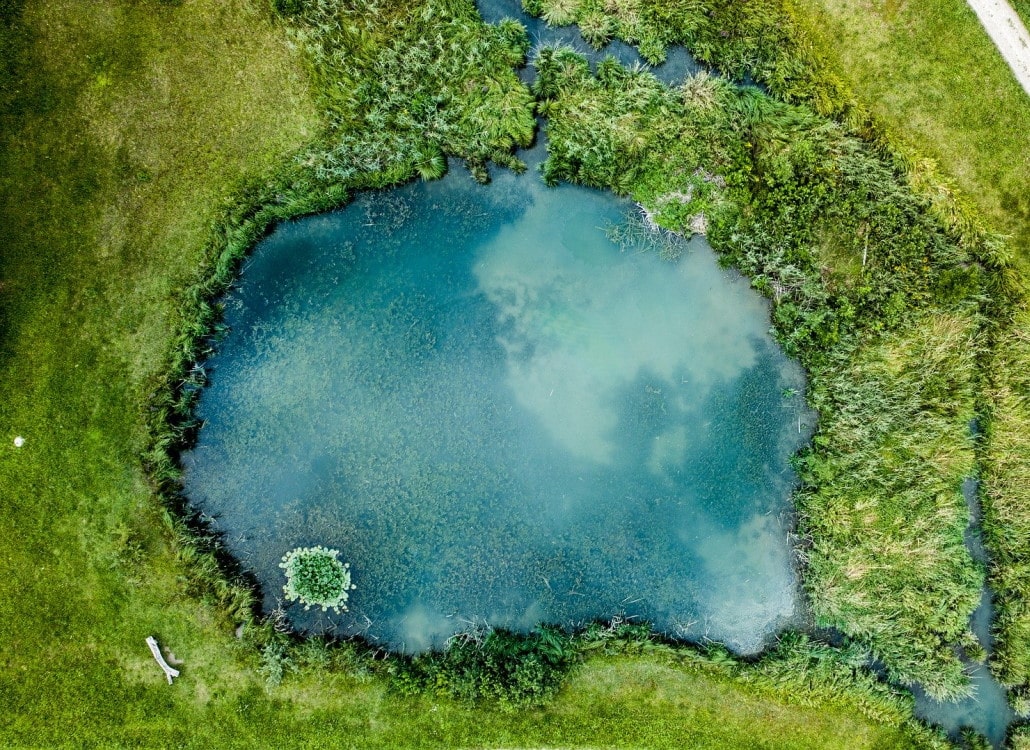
[786,0,1030,704]
[0,0,939,746]
[789,0,1030,266]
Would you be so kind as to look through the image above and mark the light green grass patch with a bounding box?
[786,0,1030,265]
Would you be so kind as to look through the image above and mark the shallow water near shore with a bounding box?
[183,149,812,653]
[912,476,1016,748]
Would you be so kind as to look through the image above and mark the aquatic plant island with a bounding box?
[280,546,356,613]
[2,0,1030,748]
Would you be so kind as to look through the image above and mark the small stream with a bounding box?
[476,0,699,86]
[912,476,1016,747]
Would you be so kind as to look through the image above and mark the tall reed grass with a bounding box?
[535,46,994,698]
[983,304,1030,703]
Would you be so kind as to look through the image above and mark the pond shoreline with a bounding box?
[2,0,1024,746]
[136,0,1021,745]
[183,135,814,655]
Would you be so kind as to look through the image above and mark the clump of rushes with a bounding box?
[577,12,614,48]
[280,546,356,613]
[281,1,535,186]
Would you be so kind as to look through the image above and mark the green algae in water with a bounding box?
[183,159,812,653]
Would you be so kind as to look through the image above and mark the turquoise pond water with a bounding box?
[181,4,1018,740]
[183,153,813,653]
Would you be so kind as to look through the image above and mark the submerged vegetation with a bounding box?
[533,44,993,698]
[2,0,1029,744]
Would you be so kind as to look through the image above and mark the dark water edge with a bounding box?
[184,139,813,655]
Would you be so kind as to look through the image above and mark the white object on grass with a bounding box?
[145,636,180,684]
[13,436,24,447]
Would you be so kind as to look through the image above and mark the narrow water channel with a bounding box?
[476,0,698,86]
[913,477,1016,747]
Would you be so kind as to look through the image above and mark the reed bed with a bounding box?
[983,304,1030,706]
[533,43,996,698]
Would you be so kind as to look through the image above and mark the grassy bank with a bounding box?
[0,0,953,746]
[4,632,947,747]
[787,0,1030,266]
[0,0,317,738]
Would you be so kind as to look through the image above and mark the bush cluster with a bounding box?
[390,626,578,710]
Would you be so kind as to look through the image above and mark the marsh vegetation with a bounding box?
[3,0,1030,746]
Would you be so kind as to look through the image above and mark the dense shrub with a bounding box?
[391,627,577,710]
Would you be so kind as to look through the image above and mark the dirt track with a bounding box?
[966,0,1030,95]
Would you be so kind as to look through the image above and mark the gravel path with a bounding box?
[966,0,1030,95]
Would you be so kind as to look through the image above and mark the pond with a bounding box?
[182,145,812,653]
